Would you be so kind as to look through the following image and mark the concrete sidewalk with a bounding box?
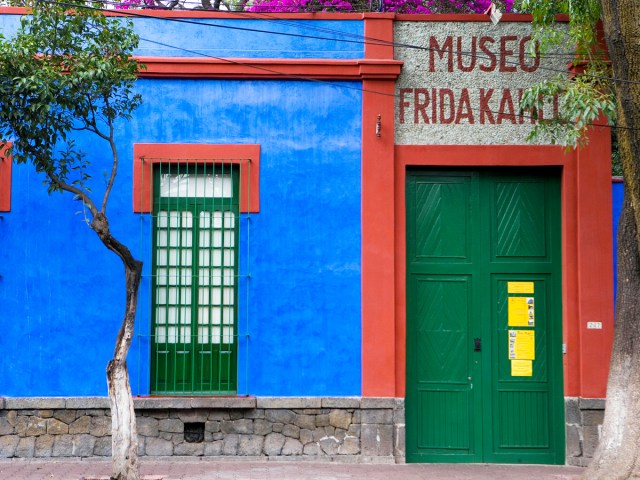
[0,458,584,480]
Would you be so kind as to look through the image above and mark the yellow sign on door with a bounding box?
[508,330,535,360]
[511,359,533,377]
[508,297,535,327]
[508,282,534,294]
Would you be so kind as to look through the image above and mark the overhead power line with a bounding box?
[11,0,639,132]
[42,0,630,86]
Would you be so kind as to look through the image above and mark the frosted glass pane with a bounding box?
[198,288,209,304]
[198,326,208,344]
[198,307,209,325]
[212,268,222,286]
[212,250,222,267]
[169,231,179,247]
[199,250,211,266]
[168,268,179,286]
[181,250,192,265]
[167,287,178,304]
[182,231,192,248]
[156,326,166,344]
[199,269,210,286]
[200,212,211,229]
[224,211,235,229]
[222,327,234,344]
[223,250,234,267]
[213,231,222,248]
[157,230,168,247]
[180,268,192,286]
[181,287,191,304]
[156,268,167,285]
[182,211,193,228]
[157,288,167,305]
[223,288,234,305]
[180,326,191,342]
[159,174,232,198]
[157,211,168,228]
[169,213,179,228]
[167,326,178,344]
[213,212,223,229]
[211,326,221,344]
[222,307,233,325]
[157,249,167,266]
[179,307,190,324]
[223,269,234,286]
[167,306,178,324]
[211,307,221,325]
[156,307,166,324]
[224,231,234,247]
[168,249,179,266]
[199,231,210,248]
[211,288,221,305]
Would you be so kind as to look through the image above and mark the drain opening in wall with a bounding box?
[184,422,205,443]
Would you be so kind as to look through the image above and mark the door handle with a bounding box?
[474,338,481,352]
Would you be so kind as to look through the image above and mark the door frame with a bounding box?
[381,142,614,403]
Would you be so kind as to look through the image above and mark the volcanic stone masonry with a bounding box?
[0,397,405,462]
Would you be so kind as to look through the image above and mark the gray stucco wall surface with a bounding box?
[394,21,570,145]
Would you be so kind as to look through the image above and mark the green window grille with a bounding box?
[151,163,239,395]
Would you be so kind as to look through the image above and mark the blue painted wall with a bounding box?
[612,180,623,302]
[0,14,363,397]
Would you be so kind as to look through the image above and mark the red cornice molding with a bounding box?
[0,8,566,22]
[136,57,402,80]
[133,143,260,214]
[394,13,569,22]
[0,145,11,212]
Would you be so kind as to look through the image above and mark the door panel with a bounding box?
[406,168,563,464]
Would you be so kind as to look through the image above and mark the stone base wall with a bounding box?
[0,397,405,463]
[565,397,605,467]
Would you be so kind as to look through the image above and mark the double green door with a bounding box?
[406,168,564,464]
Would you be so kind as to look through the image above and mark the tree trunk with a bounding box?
[585,196,640,479]
[107,263,142,480]
[91,212,143,480]
[583,1,640,478]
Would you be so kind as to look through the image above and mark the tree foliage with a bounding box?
[0,0,140,206]
[518,0,616,147]
[115,0,513,15]
[0,3,144,479]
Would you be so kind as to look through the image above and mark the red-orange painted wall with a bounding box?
[359,16,614,400]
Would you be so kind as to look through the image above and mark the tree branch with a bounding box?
[46,170,100,218]
[102,120,118,214]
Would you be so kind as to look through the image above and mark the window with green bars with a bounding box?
[151,163,240,395]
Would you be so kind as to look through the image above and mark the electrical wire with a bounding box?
[42,0,628,86]
[12,0,640,131]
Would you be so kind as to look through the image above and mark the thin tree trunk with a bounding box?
[107,264,142,480]
[91,212,143,480]
[583,0,640,478]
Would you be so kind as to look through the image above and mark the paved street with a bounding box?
[0,458,584,480]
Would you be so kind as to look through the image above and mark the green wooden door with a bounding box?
[151,164,239,395]
[406,168,564,464]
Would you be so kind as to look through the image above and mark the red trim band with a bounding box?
[133,143,260,214]
[0,146,11,212]
[137,58,402,80]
